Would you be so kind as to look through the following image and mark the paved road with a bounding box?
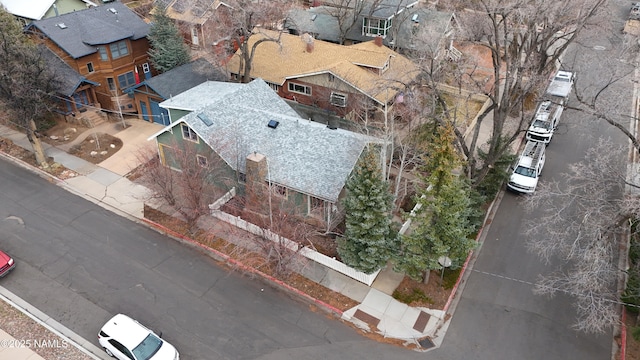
[0,3,634,360]
[438,1,633,359]
[0,158,439,360]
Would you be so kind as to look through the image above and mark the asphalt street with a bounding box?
[0,158,429,360]
[0,2,636,360]
[437,1,633,359]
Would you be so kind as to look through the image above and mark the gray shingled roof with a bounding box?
[285,7,343,43]
[155,79,376,202]
[130,58,226,99]
[39,45,97,97]
[27,2,149,59]
[393,8,454,52]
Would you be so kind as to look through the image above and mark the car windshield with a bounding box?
[132,334,162,360]
[514,165,536,178]
[532,119,551,130]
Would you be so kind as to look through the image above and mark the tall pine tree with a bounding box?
[148,6,191,74]
[395,123,478,282]
[338,147,397,274]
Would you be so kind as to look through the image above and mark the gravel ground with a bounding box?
[0,298,94,360]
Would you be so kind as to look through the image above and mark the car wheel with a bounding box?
[104,347,115,358]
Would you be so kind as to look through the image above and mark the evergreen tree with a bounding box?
[338,147,397,274]
[148,7,191,74]
[395,123,478,282]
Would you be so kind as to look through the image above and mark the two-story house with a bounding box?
[285,0,459,57]
[225,29,419,128]
[26,2,152,113]
[148,78,378,228]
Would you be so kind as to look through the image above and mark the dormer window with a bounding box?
[362,17,392,38]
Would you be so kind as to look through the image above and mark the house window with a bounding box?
[109,40,129,59]
[271,183,288,198]
[330,92,347,107]
[308,196,325,218]
[117,71,136,89]
[107,78,116,91]
[267,82,281,92]
[181,124,198,142]
[87,62,94,73]
[363,17,392,37]
[288,82,311,95]
[196,155,208,167]
[98,46,108,61]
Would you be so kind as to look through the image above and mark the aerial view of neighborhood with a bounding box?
[0,0,638,359]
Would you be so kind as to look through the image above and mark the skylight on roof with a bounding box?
[197,113,214,126]
[57,23,67,29]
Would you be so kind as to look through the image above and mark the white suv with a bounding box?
[98,314,179,360]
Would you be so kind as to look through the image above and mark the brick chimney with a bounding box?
[374,36,383,47]
[245,152,268,210]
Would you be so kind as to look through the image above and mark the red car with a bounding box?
[0,250,15,277]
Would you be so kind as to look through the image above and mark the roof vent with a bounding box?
[267,120,279,129]
[311,14,317,21]
[411,14,419,22]
[197,113,213,126]
[109,8,118,14]
[57,23,67,29]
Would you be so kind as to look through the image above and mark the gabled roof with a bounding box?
[129,58,226,99]
[39,45,98,97]
[26,2,150,59]
[285,7,343,43]
[226,29,419,104]
[152,79,376,202]
[159,81,246,112]
[0,0,54,21]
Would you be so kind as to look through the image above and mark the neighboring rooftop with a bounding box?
[26,2,150,59]
[0,0,55,20]
[154,79,376,202]
[129,58,226,99]
[226,29,420,104]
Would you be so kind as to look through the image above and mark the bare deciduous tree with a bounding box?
[136,140,232,233]
[524,139,631,333]
[205,0,296,83]
[0,8,61,169]
[220,190,313,279]
[438,0,606,185]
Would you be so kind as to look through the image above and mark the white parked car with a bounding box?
[98,314,179,360]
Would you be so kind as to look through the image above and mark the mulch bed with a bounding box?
[143,205,360,312]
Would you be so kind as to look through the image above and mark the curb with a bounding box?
[140,218,345,317]
[0,286,107,360]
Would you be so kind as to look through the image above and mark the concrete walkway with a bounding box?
[0,116,489,355]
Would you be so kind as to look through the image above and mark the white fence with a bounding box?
[208,188,380,285]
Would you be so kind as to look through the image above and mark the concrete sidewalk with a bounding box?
[0,117,474,355]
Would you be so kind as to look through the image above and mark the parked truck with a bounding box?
[507,140,546,194]
[526,70,574,143]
